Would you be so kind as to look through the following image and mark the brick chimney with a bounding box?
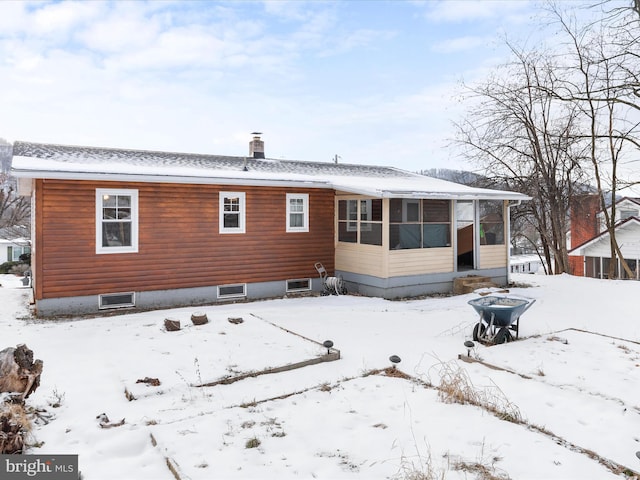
[249,132,265,159]
[570,195,600,248]
[569,194,601,276]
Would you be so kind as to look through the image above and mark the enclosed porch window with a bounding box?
[389,199,451,250]
[585,256,638,280]
[479,200,504,245]
[338,199,382,245]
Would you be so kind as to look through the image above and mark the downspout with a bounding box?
[507,200,522,285]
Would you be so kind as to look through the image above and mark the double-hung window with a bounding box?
[220,192,246,233]
[96,189,138,254]
[286,194,309,232]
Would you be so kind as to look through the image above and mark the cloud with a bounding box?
[423,0,532,23]
[77,5,163,54]
[431,35,494,53]
[262,0,326,22]
[31,1,103,35]
[0,0,529,172]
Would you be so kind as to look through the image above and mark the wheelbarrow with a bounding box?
[468,295,536,344]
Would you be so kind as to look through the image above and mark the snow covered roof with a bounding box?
[569,216,640,255]
[11,141,529,201]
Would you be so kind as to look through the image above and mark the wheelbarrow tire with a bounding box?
[494,327,512,345]
[472,323,486,341]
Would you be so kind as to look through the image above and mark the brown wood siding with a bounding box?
[36,180,335,299]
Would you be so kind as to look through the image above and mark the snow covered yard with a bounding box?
[1,273,639,479]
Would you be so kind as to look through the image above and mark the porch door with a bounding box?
[456,200,475,270]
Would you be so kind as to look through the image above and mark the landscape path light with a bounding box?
[323,340,334,355]
[464,340,475,357]
[389,355,401,370]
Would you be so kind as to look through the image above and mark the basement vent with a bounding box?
[99,292,135,310]
[218,284,246,299]
[286,278,311,292]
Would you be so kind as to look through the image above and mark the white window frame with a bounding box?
[11,246,30,262]
[218,283,247,299]
[286,278,312,292]
[620,209,637,221]
[286,193,309,232]
[346,199,358,232]
[99,292,136,310]
[219,192,246,234]
[403,199,420,223]
[359,199,373,232]
[96,188,139,254]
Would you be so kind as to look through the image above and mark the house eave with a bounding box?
[11,168,332,189]
[335,187,530,201]
[12,169,531,201]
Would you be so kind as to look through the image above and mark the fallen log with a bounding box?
[0,344,43,399]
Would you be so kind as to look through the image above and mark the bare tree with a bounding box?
[0,175,30,230]
[455,44,588,274]
[0,141,30,232]
[546,2,640,278]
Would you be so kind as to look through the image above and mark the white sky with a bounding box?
[0,0,606,171]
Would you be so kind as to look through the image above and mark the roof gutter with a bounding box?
[334,188,530,201]
[10,168,332,189]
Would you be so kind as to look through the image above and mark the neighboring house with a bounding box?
[0,226,30,264]
[569,195,640,279]
[11,137,528,316]
[510,254,542,274]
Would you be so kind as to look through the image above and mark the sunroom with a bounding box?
[334,194,513,299]
[570,217,640,280]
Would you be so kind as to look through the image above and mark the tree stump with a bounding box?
[0,345,41,454]
[190,312,208,326]
[164,318,181,332]
[0,344,43,399]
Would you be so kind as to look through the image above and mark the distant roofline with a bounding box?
[569,216,640,255]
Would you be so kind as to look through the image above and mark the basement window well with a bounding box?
[99,292,135,310]
[218,284,247,299]
[286,278,311,292]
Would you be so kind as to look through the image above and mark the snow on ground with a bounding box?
[0,273,639,479]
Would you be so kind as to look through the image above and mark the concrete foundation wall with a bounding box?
[337,268,507,300]
[35,279,324,317]
[34,269,508,317]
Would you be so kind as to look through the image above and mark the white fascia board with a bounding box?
[11,157,531,200]
[11,168,332,189]
[569,239,604,256]
[334,187,529,201]
[383,192,530,200]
